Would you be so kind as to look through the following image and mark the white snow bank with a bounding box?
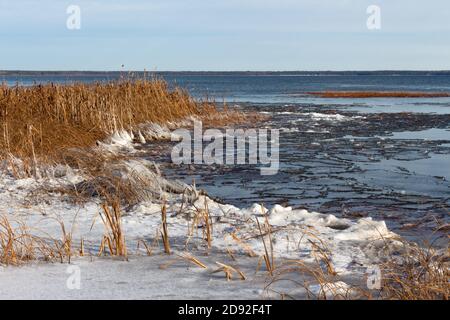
[0,164,399,278]
[138,123,183,142]
[95,121,187,154]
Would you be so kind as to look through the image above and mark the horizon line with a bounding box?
[2,69,450,73]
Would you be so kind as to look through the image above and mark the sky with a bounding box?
[0,0,449,71]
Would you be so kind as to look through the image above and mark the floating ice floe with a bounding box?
[289,112,366,124]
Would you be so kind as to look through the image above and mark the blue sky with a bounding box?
[1,0,449,71]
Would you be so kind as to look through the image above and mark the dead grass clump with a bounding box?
[176,252,208,269]
[264,258,367,300]
[98,201,128,258]
[0,215,82,265]
[256,210,275,276]
[53,219,74,263]
[53,151,196,208]
[265,235,449,300]
[228,232,257,258]
[161,201,171,255]
[0,216,35,265]
[187,198,213,250]
[0,79,233,163]
[212,262,246,281]
[380,241,449,300]
[263,236,353,300]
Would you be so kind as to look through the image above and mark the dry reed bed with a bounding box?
[0,79,242,163]
[0,78,243,265]
[379,241,449,300]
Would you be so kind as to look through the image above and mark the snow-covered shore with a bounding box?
[0,122,405,299]
[0,162,404,299]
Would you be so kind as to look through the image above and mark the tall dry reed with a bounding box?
[0,79,218,162]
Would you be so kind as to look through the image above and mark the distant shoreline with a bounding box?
[2,70,450,77]
[308,91,450,98]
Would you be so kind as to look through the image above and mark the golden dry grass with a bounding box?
[256,207,275,276]
[186,197,213,250]
[161,201,171,255]
[264,237,449,300]
[0,78,236,163]
[0,215,73,265]
[98,201,128,258]
[0,216,35,265]
[379,241,449,300]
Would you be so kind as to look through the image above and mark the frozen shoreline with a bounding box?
[0,255,270,300]
[0,169,402,299]
[0,122,406,299]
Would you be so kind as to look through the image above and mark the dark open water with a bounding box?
[2,71,450,242]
